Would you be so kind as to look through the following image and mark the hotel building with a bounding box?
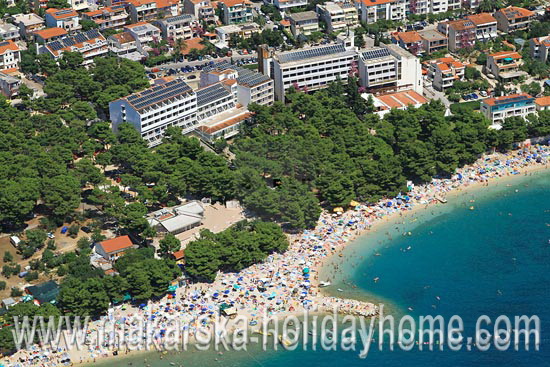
[480,93,536,128]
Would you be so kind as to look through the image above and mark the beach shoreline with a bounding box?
[4,146,549,367]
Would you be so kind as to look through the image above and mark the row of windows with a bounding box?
[142,107,195,129]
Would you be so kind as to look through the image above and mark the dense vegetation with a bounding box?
[185,220,288,282]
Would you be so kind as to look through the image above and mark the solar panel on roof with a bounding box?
[361,48,391,60]
[494,96,532,105]
[126,79,194,110]
[277,44,346,63]
[197,83,231,107]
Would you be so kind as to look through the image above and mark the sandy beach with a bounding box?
[3,145,549,367]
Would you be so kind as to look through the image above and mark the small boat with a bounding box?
[319,281,331,287]
[469,206,475,210]
[279,335,292,347]
[436,197,447,203]
[374,252,381,256]
[337,288,344,292]
[373,277,380,283]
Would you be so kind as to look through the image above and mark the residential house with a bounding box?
[154,14,197,41]
[108,31,146,61]
[94,235,136,261]
[270,0,308,11]
[289,11,319,37]
[45,8,81,32]
[425,57,465,91]
[529,36,550,62]
[316,1,358,34]
[41,29,108,66]
[495,7,535,33]
[0,21,20,41]
[486,51,526,82]
[358,43,422,95]
[32,27,68,44]
[480,93,536,128]
[218,0,253,25]
[184,0,216,23]
[391,30,423,55]
[466,12,497,42]
[33,0,49,11]
[127,0,180,24]
[68,0,89,11]
[81,5,129,31]
[364,89,428,117]
[535,96,550,111]
[12,13,45,39]
[215,23,260,46]
[0,40,20,72]
[109,77,198,146]
[439,19,476,52]
[357,0,406,24]
[0,71,21,98]
[124,22,161,45]
[418,29,447,54]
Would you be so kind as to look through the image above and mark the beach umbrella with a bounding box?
[302,267,309,274]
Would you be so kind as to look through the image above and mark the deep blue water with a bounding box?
[97,171,550,367]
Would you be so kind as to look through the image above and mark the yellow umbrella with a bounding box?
[333,207,344,213]
[349,200,360,207]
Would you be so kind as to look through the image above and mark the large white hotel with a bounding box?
[109,61,273,146]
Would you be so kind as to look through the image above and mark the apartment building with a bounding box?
[0,40,20,72]
[45,8,81,32]
[127,0,180,24]
[108,31,147,61]
[68,0,89,11]
[466,12,497,42]
[215,23,260,46]
[358,44,422,95]
[495,6,535,33]
[316,2,358,34]
[357,0,406,24]
[41,29,108,65]
[184,0,216,23]
[480,93,536,128]
[124,22,161,45]
[438,19,475,52]
[408,0,461,15]
[529,36,550,62]
[33,27,68,44]
[418,29,447,54]
[289,11,319,37]
[270,0,308,10]
[219,0,253,25]
[269,42,357,101]
[81,6,129,31]
[0,71,20,98]
[200,61,274,107]
[33,0,49,11]
[486,51,526,82]
[109,78,198,147]
[425,57,465,91]
[391,30,423,55]
[154,14,197,41]
[12,13,45,39]
[0,21,20,41]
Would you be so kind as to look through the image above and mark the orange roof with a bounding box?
[497,6,535,20]
[222,79,237,86]
[156,0,179,8]
[45,8,78,19]
[198,112,251,134]
[172,250,185,260]
[127,0,156,6]
[483,93,533,106]
[359,0,395,6]
[466,12,496,25]
[33,27,67,40]
[280,19,290,27]
[393,31,422,44]
[112,31,136,44]
[184,37,205,52]
[447,19,475,31]
[218,0,248,7]
[489,51,521,60]
[377,90,428,109]
[535,96,550,107]
[0,40,19,55]
[99,235,134,254]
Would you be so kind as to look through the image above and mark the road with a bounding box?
[146,52,258,71]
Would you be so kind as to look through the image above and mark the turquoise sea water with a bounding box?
[97,171,550,367]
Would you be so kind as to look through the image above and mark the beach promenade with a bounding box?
[4,145,549,367]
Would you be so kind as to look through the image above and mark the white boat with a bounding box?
[319,281,331,287]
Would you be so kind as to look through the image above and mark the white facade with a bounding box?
[317,2,358,34]
[480,94,536,128]
[109,78,198,147]
[0,41,20,71]
[358,43,422,95]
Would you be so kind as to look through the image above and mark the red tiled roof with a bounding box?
[489,51,521,60]
[99,235,133,254]
[45,8,78,19]
[198,112,251,134]
[377,90,428,109]
[392,31,422,44]
[218,0,249,7]
[33,27,67,40]
[0,40,19,55]
[497,6,535,20]
[483,93,533,106]
[535,96,550,107]
[466,12,496,25]
[172,250,185,259]
[359,0,395,6]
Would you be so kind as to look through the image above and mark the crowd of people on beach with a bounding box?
[3,144,549,367]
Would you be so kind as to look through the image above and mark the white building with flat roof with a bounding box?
[358,43,422,95]
[316,2,358,34]
[109,78,198,147]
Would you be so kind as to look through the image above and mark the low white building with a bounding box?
[147,201,204,234]
[0,40,20,72]
[109,78,198,147]
[363,89,428,117]
[0,21,20,41]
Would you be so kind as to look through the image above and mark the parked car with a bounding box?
[81,226,92,233]
[47,232,55,239]
[463,95,470,101]
[480,91,488,97]
[471,94,479,100]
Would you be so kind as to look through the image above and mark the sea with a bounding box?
[96,171,550,367]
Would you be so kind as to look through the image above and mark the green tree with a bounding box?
[159,233,181,255]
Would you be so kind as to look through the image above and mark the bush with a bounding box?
[10,288,23,297]
[448,93,461,103]
[24,271,39,282]
[0,281,6,291]
[68,224,80,238]
[3,251,13,263]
